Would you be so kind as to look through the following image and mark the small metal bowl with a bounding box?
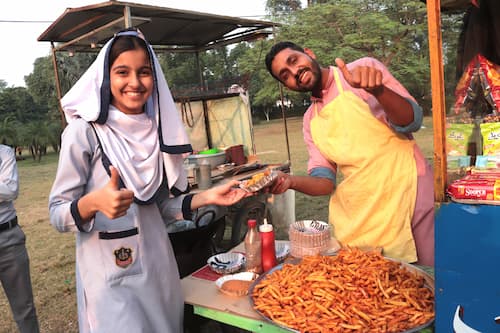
[215,271,258,297]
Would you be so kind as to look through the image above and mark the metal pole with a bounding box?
[123,6,132,28]
[50,42,66,129]
[278,83,291,163]
[271,25,291,164]
[195,52,205,92]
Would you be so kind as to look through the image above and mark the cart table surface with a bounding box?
[181,241,434,333]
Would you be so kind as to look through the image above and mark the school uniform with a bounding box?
[49,30,194,333]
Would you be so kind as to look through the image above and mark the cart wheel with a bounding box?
[230,199,272,247]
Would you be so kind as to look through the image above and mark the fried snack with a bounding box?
[251,248,434,333]
[245,168,271,187]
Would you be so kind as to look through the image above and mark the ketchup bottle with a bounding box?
[259,218,277,272]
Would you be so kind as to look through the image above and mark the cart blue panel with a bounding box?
[435,202,500,332]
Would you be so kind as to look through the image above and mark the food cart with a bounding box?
[37,0,296,255]
[425,0,500,331]
[180,1,500,332]
[38,0,500,332]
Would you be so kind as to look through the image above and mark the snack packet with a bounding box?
[446,123,473,156]
[481,122,500,155]
[447,172,500,202]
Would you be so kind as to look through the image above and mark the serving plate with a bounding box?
[249,254,435,333]
[275,242,290,262]
[207,252,246,275]
[239,169,278,192]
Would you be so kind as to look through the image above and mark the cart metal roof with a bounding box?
[37,1,279,129]
[37,0,277,53]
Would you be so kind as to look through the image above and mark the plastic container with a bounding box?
[197,161,212,189]
[225,144,247,165]
[259,219,277,272]
[199,148,220,155]
[244,219,262,274]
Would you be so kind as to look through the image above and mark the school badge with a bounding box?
[114,247,133,268]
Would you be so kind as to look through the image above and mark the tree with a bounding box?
[56,53,96,96]
[442,11,466,113]
[0,87,44,123]
[25,56,58,118]
[243,0,445,115]
[158,52,201,96]
[26,52,96,127]
[0,117,18,146]
[158,45,249,97]
[19,120,54,162]
[266,0,303,17]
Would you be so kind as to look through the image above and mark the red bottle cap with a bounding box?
[247,219,257,228]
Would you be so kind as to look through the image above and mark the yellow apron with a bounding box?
[310,68,417,262]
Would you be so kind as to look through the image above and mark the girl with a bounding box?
[49,29,249,332]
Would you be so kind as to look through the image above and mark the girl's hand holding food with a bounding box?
[193,180,252,208]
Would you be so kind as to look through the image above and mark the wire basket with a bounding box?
[288,220,331,258]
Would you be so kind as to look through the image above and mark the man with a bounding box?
[0,144,40,332]
[265,41,434,266]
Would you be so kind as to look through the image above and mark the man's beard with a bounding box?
[294,60,322,93]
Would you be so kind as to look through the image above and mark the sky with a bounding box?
[1,0,277,88]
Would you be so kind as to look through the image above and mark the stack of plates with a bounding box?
[288,220,332,258]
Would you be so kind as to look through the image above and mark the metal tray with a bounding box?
[239,170,278,192]
[249,258,434,333]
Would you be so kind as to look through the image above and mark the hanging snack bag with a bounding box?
[481,122,500,156]
[446,122,473,156]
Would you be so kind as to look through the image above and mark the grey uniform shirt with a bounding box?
[0,145,18,224]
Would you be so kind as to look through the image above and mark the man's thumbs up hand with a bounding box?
[335,58,384,95]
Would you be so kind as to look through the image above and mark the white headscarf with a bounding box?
[61,29,192,201]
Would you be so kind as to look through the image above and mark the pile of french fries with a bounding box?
[251,248,434,333]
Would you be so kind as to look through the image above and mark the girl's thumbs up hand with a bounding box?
[97,166,134,219]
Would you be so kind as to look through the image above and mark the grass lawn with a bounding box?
[0,116,435,332]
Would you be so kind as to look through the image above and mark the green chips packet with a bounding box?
[446,123,474,156]
[481,122,500,155]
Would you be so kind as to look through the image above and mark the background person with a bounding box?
[0,144,40,333]
[48,29,249,333]
[265,41,434,266]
